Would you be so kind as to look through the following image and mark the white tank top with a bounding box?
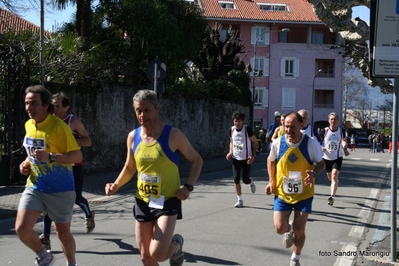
[231,125,253,160]
[322,127,343,160]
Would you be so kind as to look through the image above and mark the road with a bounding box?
[0,148,397,265]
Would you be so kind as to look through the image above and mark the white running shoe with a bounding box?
[234,199,243,208]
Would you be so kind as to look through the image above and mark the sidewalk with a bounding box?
[0,152,269,221]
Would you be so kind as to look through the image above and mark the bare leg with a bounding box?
[54,221,75,263]
[15,209,43,253]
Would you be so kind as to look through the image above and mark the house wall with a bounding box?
[67,87,248,173]
[206,19,344,129]
[270,42,343,125]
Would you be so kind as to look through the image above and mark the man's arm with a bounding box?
[105,131,137,196]
[265,157,276,195]
[170,128,203,198]
[71,116,92,147]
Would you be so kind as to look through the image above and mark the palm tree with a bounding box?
[51,0,92,50]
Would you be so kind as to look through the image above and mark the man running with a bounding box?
[320,112,349,206]
[39,92,95,251]
[105,90,203,266]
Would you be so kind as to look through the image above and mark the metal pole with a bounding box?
[391,76,398,262]
[40,0,45,85]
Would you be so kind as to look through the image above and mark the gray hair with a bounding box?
[298,109,309,118]
[328,112,339,120]
[132,90,159,107]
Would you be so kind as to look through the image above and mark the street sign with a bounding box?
[146,59,166,83]
[370,0,399,77]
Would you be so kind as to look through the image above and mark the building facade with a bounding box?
[199,0,344,129]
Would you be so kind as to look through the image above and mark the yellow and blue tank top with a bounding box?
[23,114,79,193]
[275,134,314,204]
[133,124,180,203]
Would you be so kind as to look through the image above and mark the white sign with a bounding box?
[373,0,399,76]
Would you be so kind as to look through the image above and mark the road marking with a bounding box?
[333,242,357,266]
[371,195,390,244]
[335,165,389,266]
[370,158,380,161]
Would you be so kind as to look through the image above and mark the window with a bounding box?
[315,90,334,108]
[219,1,234,9]
[312,32,324,44]
[280,57,299,78]
[279,31,288,43]
[282,88,296,109]
[253,87,268,108]
[251,26,270,46]
[258,4,288,11]
[250,56,269,77]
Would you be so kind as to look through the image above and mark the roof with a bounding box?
[199,0,322,23]
[0,7,41,33]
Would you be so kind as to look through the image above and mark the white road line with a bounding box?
[334,165,389,266]
[370,158,380,161]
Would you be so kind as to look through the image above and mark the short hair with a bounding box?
[133,90,158,107]
[284,112,303,124]
[25,85,54,114]
[232,111,245,120]
[53,92,70,108]
[298,109,309,118]
[328,112,339,120]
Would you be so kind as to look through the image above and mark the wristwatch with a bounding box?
[49,153,57,163]
[184,184,194,192]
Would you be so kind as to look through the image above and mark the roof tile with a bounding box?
[0,7,41,33]
[199,0,321,23]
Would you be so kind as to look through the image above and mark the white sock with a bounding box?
[237,195,242,200]
[291,253,300,261]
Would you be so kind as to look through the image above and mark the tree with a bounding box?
[50,0,93,50]
[307,0,393,94]
[191,23,248,82]
[351,99,373,128]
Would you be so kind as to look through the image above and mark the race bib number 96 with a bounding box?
[283,171,303,194]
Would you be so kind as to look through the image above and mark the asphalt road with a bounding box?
[0,148,398,266]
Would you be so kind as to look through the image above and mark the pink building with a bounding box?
[199,0,344,129]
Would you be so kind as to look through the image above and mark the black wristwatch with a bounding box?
[184,184,194,192]
[49,153,56,163]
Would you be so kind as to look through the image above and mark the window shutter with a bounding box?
[263,88,269,107]
[294,59,300,77]
[251,27,256,44]
[264,58,269,76]
[282,88,296,109]
[280,59,285,77]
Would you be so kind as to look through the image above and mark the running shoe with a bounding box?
[234,199,243,208]
[283,232,295,248]
[328,196,334,206]
[35,250,55,266]
[290,259,301,266]
[250,182,256,193]
[85,211,95,233]
[170,234,184,266]
[39,234,51,251]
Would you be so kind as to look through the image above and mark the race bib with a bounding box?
[283,171,303,194]
[23,136,47,165]
[326,141,338,151]
[138,172,161,198]
[233,141,244,152]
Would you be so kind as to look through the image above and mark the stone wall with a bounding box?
[67,87,249,173]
